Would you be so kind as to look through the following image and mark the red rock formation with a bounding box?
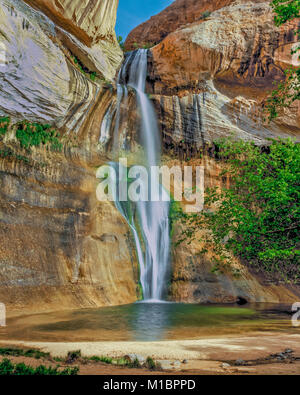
[142,0,300,143]
[149,1,298,96]
[124,0,235,51]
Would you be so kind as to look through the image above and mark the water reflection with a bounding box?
[129,302,172,341]
[0,303,294,343]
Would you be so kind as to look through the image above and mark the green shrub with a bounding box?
[88,356,113,364]
[170,200,184,236]
[0,358,79,375]
[145,357,156,370]
[126,358,141,369]
[0,149,30,164]
[178,138,300,282]
[201,11,211,19]
[16,121,62,151]
[66,350,81,363]
[117,36,125,51]
[145,357,161,371]
[0,348,49,360]
[0,116,10,136]
[72,55,98,81]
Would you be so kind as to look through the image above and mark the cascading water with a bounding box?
[102,49,171,302]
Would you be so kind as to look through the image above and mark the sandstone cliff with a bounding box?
[123,0,300,303]
[125,0,235,51]
[0,0,299,314]
[0,0,140,316]
[24,0,123,80]
[147,0,300,148]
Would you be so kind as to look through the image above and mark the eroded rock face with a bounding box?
[24,0,118,46]
[0,0,122,129]
[0,0,99,129]
[0,147,139,315]
[124,0,235,51]
[169,156,300,304]
[146,0,299,147]
[24,0,122,79]
[123,0,300,302]
[0,83,141,315]
[0,0,139,315]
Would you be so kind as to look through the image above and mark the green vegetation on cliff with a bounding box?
[71,55,97,81]
[179,138,300,283]
[0,116,10,135]
[0,116,63,152]
[16,121,62,151]
[266,0,300,120]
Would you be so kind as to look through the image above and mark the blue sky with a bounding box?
[116,0,174,40]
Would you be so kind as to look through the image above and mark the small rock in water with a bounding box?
[182,359,188,364]
[284,349,293,354]
[235,359,246,366]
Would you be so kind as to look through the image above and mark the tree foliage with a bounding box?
[271,0,300,26]
[0,116,10,136]
[16,121,62,151]
[266,0,300,120]
[179,139,300,282]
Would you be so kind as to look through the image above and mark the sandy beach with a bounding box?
[1,332,300,374]
[1,332,299,361]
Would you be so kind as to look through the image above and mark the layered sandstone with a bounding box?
[0,147,139,316]
[128,0,300,301]
[0,0,299,314]
[0,0,123,128]
[145,0,300,148]
[24,0,123,80]
[168,156,300,304]
[0,0,140,315]
[125,0,235,51]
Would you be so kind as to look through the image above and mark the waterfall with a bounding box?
[105,49,171,302]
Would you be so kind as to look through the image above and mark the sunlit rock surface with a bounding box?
[0,0,122,128]
[0,0,299,313]
[24,0,122,79]
[168,156,300,304]
[0,150,138,314]
[128,0,300,302]
[124,0,235,51]
[145,0,299,144]
[0,0,139,315]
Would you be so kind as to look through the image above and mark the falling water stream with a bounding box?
[103,49,171,302]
